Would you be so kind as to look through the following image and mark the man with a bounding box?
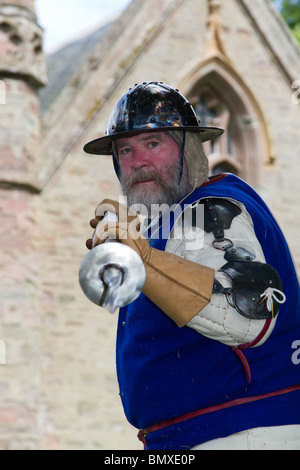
[84,82,300,450]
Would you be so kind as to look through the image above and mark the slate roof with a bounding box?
[39,19,115,116]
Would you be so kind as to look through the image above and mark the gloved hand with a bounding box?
[86,200,215,327]
[86,198,139,250]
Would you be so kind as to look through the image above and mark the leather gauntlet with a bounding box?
[87,200,215,327]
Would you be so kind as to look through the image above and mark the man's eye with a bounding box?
[148,141,159,149]
[119,147,131,155]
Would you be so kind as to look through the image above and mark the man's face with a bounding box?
[115,131,190,212]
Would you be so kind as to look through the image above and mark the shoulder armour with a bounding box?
[203,198,241,246]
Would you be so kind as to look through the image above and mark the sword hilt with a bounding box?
[79,211,146,312]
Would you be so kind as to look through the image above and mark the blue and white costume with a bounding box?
[117,173,300,450]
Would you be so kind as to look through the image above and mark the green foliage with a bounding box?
[281,0,300,29]
[292,27,300,44]
[273,0,300,44]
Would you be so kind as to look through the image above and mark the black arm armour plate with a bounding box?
[220,258,283,320]
[199,198,285,320]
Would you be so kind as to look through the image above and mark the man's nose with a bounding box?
[130,147,150,169]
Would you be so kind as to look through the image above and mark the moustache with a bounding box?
[124,168,164,191]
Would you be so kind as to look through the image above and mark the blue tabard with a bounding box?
[116,173,300,450]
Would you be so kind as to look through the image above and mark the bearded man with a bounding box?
[84,82,300,450]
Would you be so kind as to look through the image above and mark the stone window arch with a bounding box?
[184,62,270,186]
[193,87,241,177]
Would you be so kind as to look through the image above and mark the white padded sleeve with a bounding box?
[166,197,277,347]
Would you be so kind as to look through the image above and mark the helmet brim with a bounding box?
[83,126,224,155]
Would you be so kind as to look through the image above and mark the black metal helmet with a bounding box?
[83,81,224,155]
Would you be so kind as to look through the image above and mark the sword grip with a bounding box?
[92,211,118,248]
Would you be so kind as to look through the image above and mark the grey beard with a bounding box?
[119,165,190,217]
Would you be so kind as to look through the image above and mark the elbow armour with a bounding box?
[214,246,285,320]
[202,198,286,320]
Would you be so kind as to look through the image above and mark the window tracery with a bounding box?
[192,87,241,177]
[186,69,269,186]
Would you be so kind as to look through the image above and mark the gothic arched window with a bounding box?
[193,87,241,177]
[186,66,269,186]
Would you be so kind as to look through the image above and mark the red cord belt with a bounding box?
[138,383,300,449]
